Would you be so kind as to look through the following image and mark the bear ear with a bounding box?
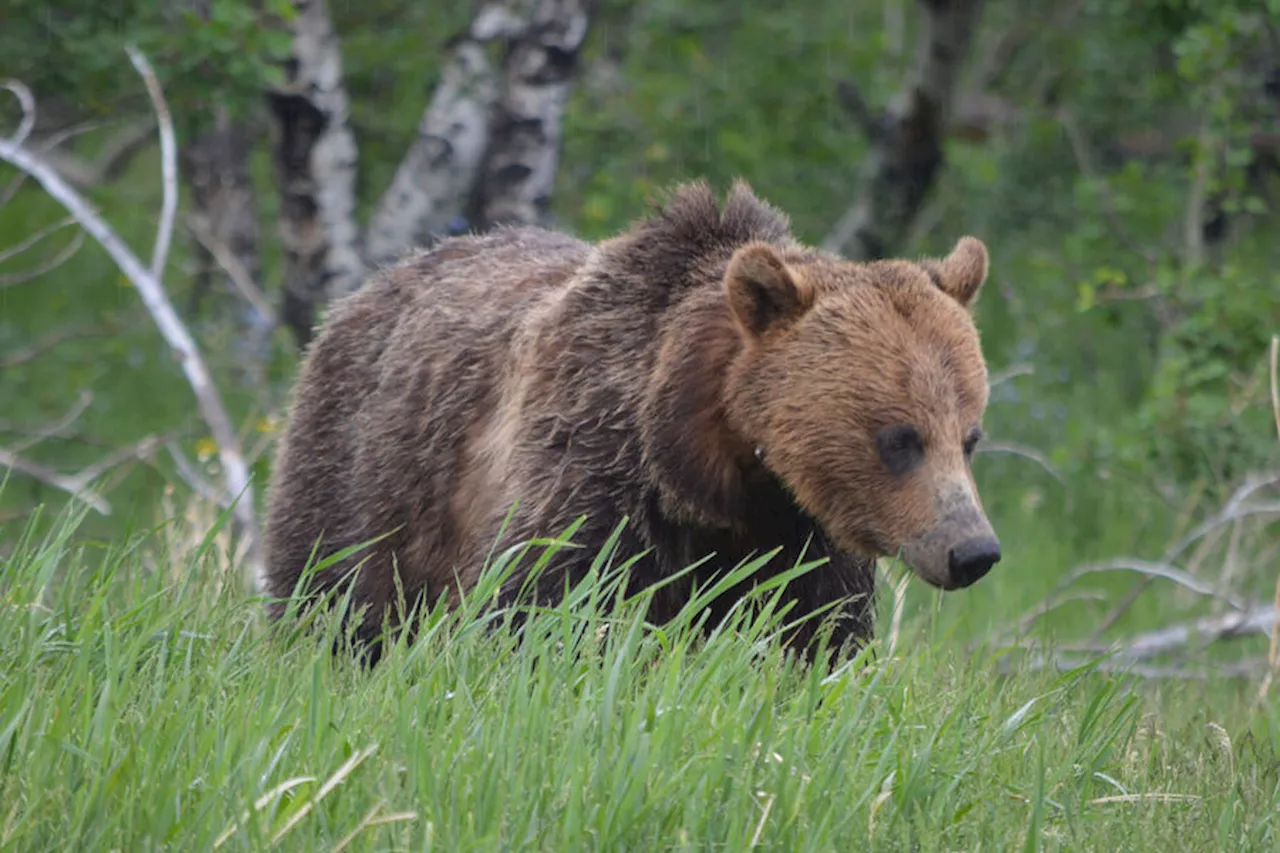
[724,243,813,337]
[927,236,989,309]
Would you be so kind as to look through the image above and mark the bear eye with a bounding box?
[963,426,985,458]
[876,424,925,476]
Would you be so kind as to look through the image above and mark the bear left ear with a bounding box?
[927,236,989,309]
[724,242,814,337]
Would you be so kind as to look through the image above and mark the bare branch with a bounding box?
[165,442,224,505]
[1055,558,1249,612]
[32,120,155,191]
[975,440,1065,485]
[126,47,176,281]
[1,79,36,146]
[0,448,112,515]
[1006,653,1268,681]
[0,216,75,265]
[184,213,275,325]
[0,229,86,288]
[824,0,986,259]
[5,390,93,456]
[0,54,263,583]
[988,362,1034,388]
[0,322,118,369]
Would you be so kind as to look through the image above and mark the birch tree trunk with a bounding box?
[362,7,514,266]
[473,0,592,229]
[266,0,364,347]
[823,0,986,260]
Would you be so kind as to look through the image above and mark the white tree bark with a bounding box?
[267,0,364,345]
[475,0,592,229]
[363,26,503,266]
[824,0,986,260]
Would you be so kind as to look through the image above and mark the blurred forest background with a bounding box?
[2,0,1279,664]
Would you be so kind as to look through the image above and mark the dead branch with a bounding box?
[1258,335,1280,704]
[0,232,85,288]
[0,448,113,515]
[988,362,1034,388]
[127,47,176,281]
[5,390,93,456]
[824,0,985,259]
[0,322,119,369]
[1004,653,1268,681]
[35,121,155,191]
[0,50,263,583]
[184,213,275,325]
[975,440,1065,485]
[1,80,36,146]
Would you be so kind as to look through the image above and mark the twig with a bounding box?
[0,230,86,288]
[1257,335,1280,705]
[183,213,275,325]
[5,390,93,456]
[0,322,118,369]
[1054,558,1248,612]
[0,433,163,516]
[1,80,36,146]
[983,590,1110,645]
[975,441,1065,485]
[125,47,175,281]
[0,55,263,583]
[0,448,112,514]
[0,216,75,265]
[1004,652,1268,681]
[165,441,225,505]
[988,362,1034,388]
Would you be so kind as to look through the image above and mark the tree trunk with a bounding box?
[363,5,518,266]
[180,105,273,385]
[266,0,364,348]
[473,0,592,230]
[824,0,986,260]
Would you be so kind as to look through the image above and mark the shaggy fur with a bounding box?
[262,179,999,661]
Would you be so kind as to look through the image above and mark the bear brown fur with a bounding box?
[262,179,1001,661]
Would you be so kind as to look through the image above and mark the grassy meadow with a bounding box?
[3,36,1280,849]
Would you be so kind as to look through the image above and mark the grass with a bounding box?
[2,490,1278,852]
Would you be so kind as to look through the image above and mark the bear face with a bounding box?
[715,236,1000,591]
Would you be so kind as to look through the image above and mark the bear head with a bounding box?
[643,230,1001,592]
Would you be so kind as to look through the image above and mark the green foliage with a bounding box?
[0,0,296,122]
[1,501,1278,850]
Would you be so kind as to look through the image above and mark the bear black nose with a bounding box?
[948,537,1001,587]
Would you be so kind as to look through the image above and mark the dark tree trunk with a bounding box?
[824,0,986,260]
[266,0,364,348]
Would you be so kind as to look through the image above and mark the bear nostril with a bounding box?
[947,537,1001,587]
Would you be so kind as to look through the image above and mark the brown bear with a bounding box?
[261,179,1001,662]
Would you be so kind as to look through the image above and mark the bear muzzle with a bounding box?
[897,477,1001,591]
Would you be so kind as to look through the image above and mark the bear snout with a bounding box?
[946,536,1001,587]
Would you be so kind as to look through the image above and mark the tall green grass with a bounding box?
[1,490,1278,852]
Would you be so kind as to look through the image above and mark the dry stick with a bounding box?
[1258,334,1280,705]
[183,213,275,324]
[126,47,175,281]
[0,230,85,287]
[0,53,263,583]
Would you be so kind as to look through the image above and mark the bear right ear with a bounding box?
[927,236,989,309]
[724,243,813,337]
